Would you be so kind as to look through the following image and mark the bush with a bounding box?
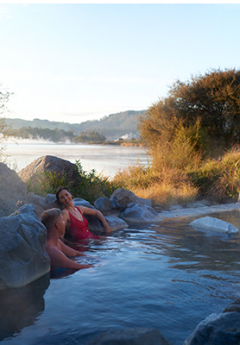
[26,160,119,204]
[139,68,240,161]
[188,146,240,202]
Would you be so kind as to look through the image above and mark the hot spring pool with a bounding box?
[1,210,240,345]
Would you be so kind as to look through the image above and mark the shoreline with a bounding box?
[159,201,240,220]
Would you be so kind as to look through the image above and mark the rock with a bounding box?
[187,202,203,208]
[169,205,183,211]
[73,198,91,208]
[94,197,121,214]
[105,215,128,231]
[18,155,79,187]
[184,312,240,345]
[0,204,50,289]
[46,193,57,204]
[0,163,27,217]
[85,214,127,233]
[139,197,152,207]
[224,298,240,313]
[189,216,239,234]
[120,202,164,223]
[87,328,170,345]
[26,192,49,210]
[110,188,150,207]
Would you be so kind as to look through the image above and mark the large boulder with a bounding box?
[18,155,80,187]
[0,163,27,217]
[110,188,151,208]
[0,204,50,289]
[94,196,122,214]
[87,328,170,345]
[86,214,128,233]
[120,202,164,223]
[189,216,239,234]
[184,312,240,345]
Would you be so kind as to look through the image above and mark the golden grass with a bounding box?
[113,163,198,209]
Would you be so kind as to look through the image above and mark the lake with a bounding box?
[4,140,149,178]
[1,209,240,345]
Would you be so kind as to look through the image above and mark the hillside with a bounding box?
[5,110,146,140]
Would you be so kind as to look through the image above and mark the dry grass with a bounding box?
[113,164,198,209]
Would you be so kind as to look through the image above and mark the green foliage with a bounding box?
[73,131,106,143]
[0,84,13,162]
[9,126,75,142]
[27,160,119,204]
[74,160,119,204]
[26,171,73,197]
[140,68,240,158]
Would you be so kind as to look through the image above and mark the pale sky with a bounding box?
[1,3,240,124]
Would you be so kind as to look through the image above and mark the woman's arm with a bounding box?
[79,206,112,233]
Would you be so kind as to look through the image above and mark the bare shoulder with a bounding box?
[78,205,96,215]
[62,209,70,220]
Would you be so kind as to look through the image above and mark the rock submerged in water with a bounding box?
[189,216,239,234]
[87,327,171,345]
[184,311,240,345]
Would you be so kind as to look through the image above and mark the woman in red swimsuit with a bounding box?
[56,186,112,242]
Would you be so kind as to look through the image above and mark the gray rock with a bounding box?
[94,197,113,213]
[18,155,79,187]
[120,202,164,223]
[110,188,150,207]
[139,197,152,207]
[224,298,240,313]
[184,312,240,345]
[187,202,209,208]
[0,163,27,217]
[45,193,57,204]
[105,215,128,231]
[189,216,239,234]
[87,328,170,345]
[94,197,122,214]
[73,198,91,208]
[26,192,49,210]
[85,214,127,233]
[169,205,183,211]
[0,204,50,289]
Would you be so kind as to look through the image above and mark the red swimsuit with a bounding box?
[67,207,99,241]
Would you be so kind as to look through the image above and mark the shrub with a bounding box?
[26,160,119,204]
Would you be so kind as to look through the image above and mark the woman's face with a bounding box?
[58,189,72,207]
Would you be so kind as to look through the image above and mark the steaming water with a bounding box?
[1,209,240,345]
[4,140,149,177]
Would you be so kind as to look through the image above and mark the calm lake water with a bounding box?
[1,209,240,345]
[4,140,149,177]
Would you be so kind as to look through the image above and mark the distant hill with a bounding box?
[5,110,146,140]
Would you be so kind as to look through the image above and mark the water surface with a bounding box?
[5,141,149,177]
[1,209,240,345]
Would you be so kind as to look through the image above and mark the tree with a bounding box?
[0,84,13,161]
[139,69,240,161]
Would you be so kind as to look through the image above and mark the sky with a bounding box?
[0,3,240,124]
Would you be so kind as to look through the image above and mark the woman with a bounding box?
[56,186,112,242]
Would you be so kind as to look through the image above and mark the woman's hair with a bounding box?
[56,186,69,202]
[40,208,62,234]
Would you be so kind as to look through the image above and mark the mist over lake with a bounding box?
[5,140,149,178]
